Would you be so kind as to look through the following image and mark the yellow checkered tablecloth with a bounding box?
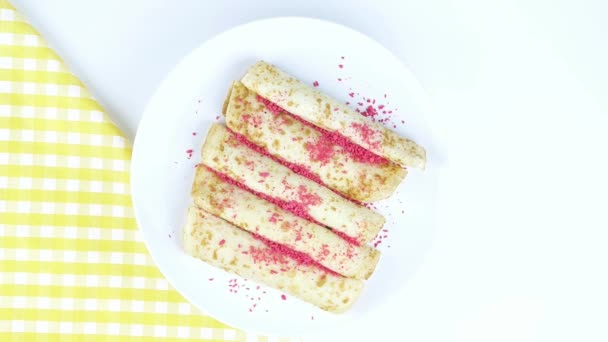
[0,1,291,341]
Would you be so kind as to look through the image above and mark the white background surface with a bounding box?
[11,0,608,341]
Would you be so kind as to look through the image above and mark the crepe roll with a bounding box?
[240,61,426,169]
[183,206,364,313]
[223,81,406,202]
[191,166,380,279]
[201,123,385,245]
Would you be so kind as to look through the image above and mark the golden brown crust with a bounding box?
[191,166,381,280]
[183,206,365,313]
[224,81,407,202]
[201,123,386,244]
[221,81,237,116]
[241,61,426,169]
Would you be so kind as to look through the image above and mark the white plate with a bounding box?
[132,17,439,337]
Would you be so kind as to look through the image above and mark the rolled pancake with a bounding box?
[223,81,406,202]
[191,166,380,279]
[183,206,364,313]
[201,123,385,244]
[240,61,426,169]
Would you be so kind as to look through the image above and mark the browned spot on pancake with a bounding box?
[316,274,327,287]
[281,221,290,232]
[324,103,331,118]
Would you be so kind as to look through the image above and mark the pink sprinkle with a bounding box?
[338,64,344,69]
[281,294,287,301]
[192,132,197,136]
[208,278,214,281]
[313,81,319,87]
[363,105,378,118]
[348,92,355,98]
[341,56,345,59]
[219,239,225,246]
[259,172,269,178]
[337,78,342,81]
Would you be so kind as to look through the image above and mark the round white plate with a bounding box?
[132,17,438,337]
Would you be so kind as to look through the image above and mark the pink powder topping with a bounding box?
[255,95,283,114]
[242,113,263,127]
[312,81,319,87]
[268,212,280,223]
[297,185,322,206]
[351,122,381,150]
[228,128,326,185]
[305,135,335,165]
[253,234,340,276]
[319,128,386,164]
[362,105,378,119]
[256,96,388,165]
[206,166,359,247]
[332,230,361,246]
[207,167,320,226]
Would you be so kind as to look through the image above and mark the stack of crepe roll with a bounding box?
[184,61,426,313]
